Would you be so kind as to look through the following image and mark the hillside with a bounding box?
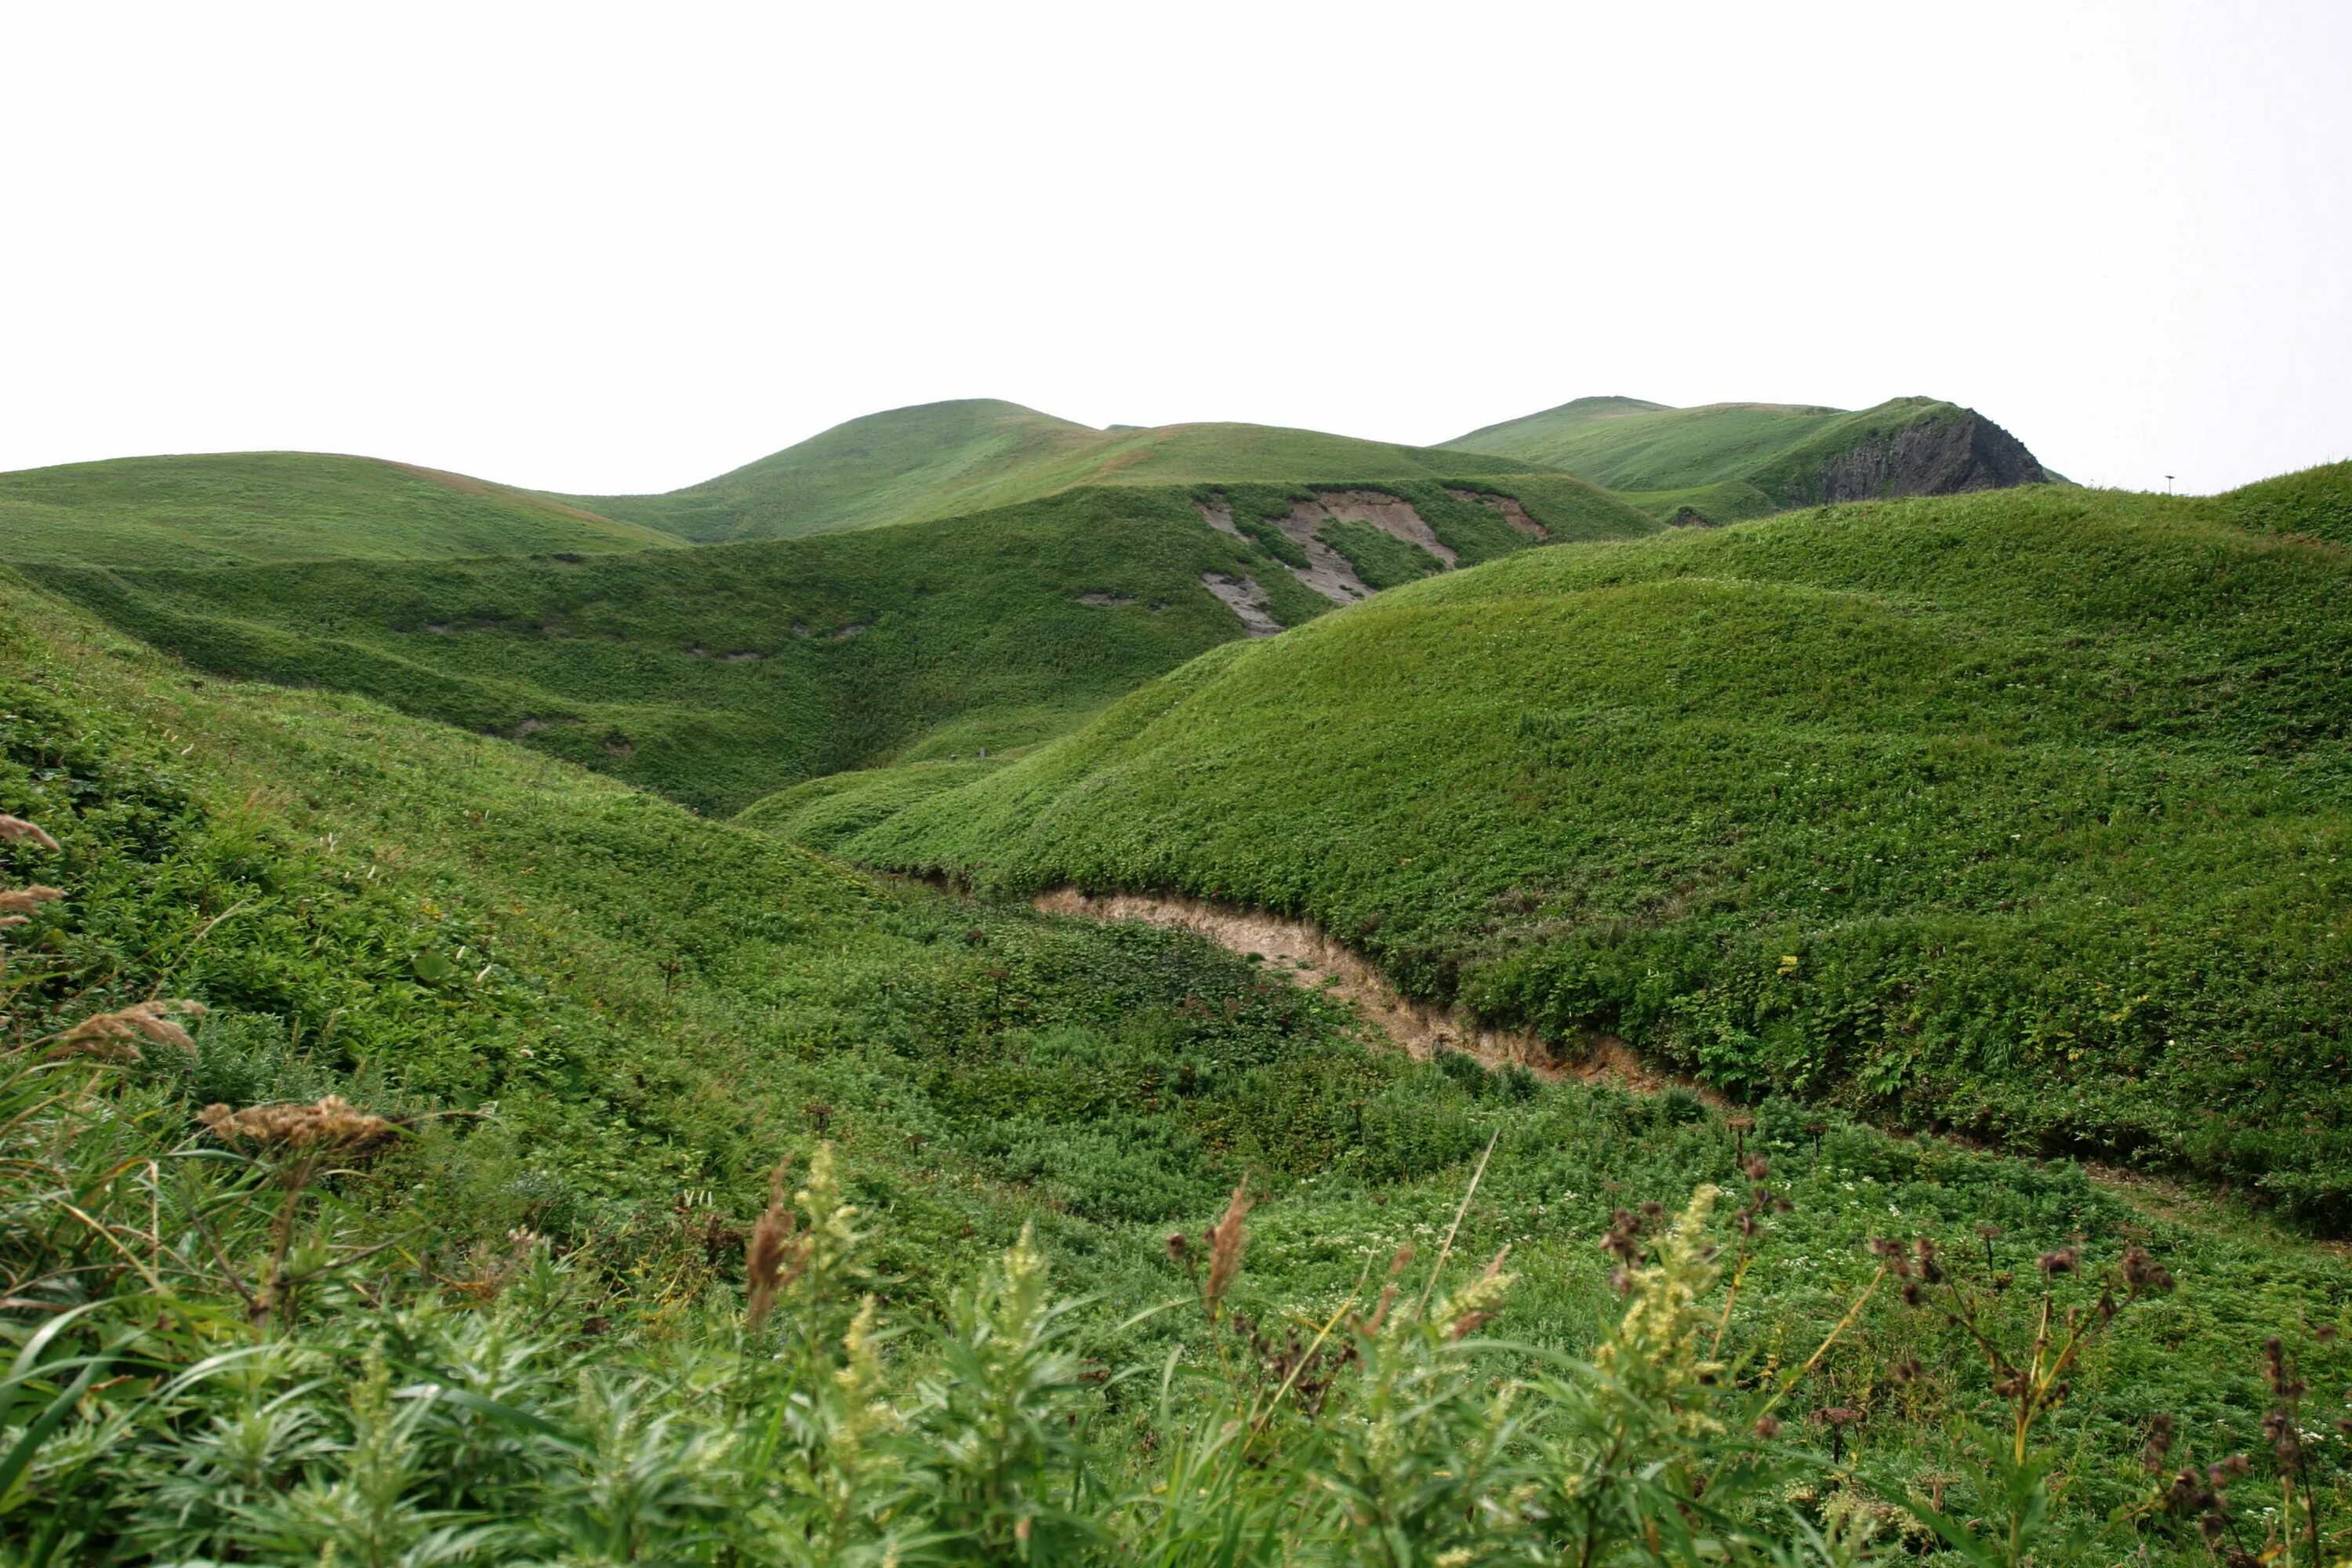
[556,396,1633,543]
[0,451,684,567]
[6,539,2349,1563]
[28,473,1635,815]
[775,472,2352,1220]
[554,398,1109,541]
[1450,395,2054,522]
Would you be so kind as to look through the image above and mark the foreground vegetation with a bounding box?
[4,558,2352,1563]
[782,473,2352,1220]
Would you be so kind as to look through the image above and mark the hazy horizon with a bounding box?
[4,0,2344,498]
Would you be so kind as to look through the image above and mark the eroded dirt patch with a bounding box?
[1198,572,1284,636]
[1036,887,1722,1101]
[1312,489,1458,566]
[1446,488,1549,539]
[1195,495,1244,537]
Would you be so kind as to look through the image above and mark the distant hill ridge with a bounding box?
[1,391,2063,566]
[548,398,1584,545]
[1449,394,2054,524]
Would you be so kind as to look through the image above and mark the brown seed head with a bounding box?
[2037,1247,2078,1277]
[0,816,60,852]
[1203,1179,1252,1312]
[195,1093,393,1155]
[61,999,207,1058]
[0,886,64,915]
[1753,1414,1781,1440]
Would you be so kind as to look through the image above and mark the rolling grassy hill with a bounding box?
[7,527,2350,1563]
[0,452,684,567]
[775,470,2352,1219]
[28,470,1643,815]
[1450,395,2055,523]
[557,396,1632,542]
[551,398,1110,542]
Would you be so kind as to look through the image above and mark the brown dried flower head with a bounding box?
[196,1094,394,1156]
[0,885,64,916]
[1203,1179,1253,1313]
[0,816,60,852]
[59,999,207,1060]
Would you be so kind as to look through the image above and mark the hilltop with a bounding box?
[0,451,684,567]
[771,470,2352,1219]
[1450,394,2054,523]
[555,397,1621,542]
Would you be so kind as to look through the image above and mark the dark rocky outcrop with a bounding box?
[1780,408,2049,509]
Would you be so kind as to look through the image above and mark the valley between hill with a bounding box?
[13,401,2347,1566]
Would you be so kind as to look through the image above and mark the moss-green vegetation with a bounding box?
[2216,459,2352,546]
[7,551,2352,1562]
[0,452,684,567]
[793,474,2352,1221]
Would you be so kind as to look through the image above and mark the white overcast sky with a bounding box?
[2,1,2346,496]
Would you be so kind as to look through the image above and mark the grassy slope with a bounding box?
[25,487,1337,815]
[0,452,684,567]
[1450,396,1986,521]
[31,472,1646,816]
[8,565,2350,1555]
[557,399,1109,542]
[797,475,2352,1220]
[558,396,1613,543]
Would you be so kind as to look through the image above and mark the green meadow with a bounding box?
[2,399,2343,1563]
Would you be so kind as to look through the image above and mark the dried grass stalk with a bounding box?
[0,886,64,915]
[745,1160,797,1330]
[1204,1179,1253,1315]
[0,817,60,852]
[58,999,207,1059]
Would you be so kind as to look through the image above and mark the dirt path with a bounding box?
[1033,886,1719,1100]
[1025,888,2352,1253]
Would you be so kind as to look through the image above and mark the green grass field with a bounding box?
[0,452,684,567]
[7,557,2351,1563]
[781,473,2352,1220]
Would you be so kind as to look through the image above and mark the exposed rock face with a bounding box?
[1792,410,2049,507]
[1199,572,1284,636]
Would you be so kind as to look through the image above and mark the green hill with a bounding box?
[29,471,1642,815]
[8,518,2350,1565]
[776,471,2352,1219]
[0,451,684,567]
[558,397,1622,542]
[1450,395,2055,523]
[554,398,1109,542]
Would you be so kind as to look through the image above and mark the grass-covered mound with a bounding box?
[1450,395,2053,522]
[6,563,2352,1561]
[790,474,2352,1220]
[31,474,1632,816]
[558,395,1637,543]
[0,452,684,567]
[24,487,1334,815]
